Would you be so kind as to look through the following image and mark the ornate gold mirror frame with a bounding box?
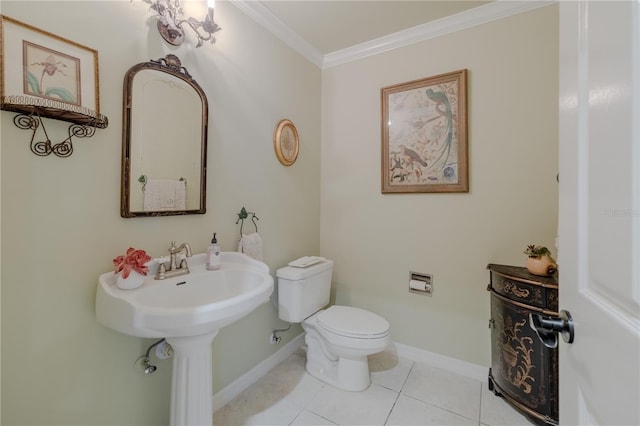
[121,54,208,217]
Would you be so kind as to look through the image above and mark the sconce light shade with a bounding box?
[143,0,222,48]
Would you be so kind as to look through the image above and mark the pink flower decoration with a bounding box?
[113,247,152,278]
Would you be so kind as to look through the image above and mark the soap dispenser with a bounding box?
[206,233,221,270]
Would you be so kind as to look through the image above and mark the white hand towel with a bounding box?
[237,232,263,261]
[143,179,186,211]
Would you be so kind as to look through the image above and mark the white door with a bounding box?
[558,1,640,425]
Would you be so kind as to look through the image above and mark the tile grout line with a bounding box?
[400,393,481,424]
[382,360,415,425]
[382,391,402,425]
[398,360,416,394]
[477,382,484,426]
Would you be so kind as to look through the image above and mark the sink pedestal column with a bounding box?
[166,331,218,426]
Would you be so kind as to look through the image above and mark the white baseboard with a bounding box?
[213,338,488,411]
[393,342,489,383]
[212,333,305,412]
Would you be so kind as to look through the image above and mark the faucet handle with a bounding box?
[169,241,177,253]
[155,262,167,280]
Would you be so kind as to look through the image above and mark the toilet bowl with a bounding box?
[302,305,391,391]
[276,258,392,391]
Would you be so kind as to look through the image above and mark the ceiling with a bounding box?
[231,1,551,68]
[257,1,492,55]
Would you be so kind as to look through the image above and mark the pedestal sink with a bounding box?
[95,252,274,426]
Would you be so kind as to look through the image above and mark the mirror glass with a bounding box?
[121,54,207,217]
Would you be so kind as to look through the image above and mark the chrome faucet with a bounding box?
[155,241,192,280]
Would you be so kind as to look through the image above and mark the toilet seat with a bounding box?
[317,305,390,339]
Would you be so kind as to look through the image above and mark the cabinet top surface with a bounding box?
[487,263,558,286]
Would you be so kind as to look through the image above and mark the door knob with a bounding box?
[529,310,575,349]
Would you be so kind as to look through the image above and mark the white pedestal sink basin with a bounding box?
[95,252,273,426]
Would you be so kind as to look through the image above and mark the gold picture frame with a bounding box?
[0,15,105,127]
[381,69,468,193]
[273,119,299,166]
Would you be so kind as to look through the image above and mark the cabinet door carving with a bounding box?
[487,264,559,426]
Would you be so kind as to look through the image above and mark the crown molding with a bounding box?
[231,0,556,70]
[323,1,556,68]
[230,0,324,67]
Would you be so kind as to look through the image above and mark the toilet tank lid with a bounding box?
[276,258,333,280]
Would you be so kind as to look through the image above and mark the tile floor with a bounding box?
[213,347,534,426]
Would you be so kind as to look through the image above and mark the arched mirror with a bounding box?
[121,54,207,218]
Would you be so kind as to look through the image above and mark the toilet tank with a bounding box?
[276,259,334,323]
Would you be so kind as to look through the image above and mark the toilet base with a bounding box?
[303,329,372,392]
[336,355,371,391]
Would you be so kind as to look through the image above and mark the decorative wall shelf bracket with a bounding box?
[0,15,109,158]
[11,108,106,158]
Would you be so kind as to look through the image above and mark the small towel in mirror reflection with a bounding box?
[143,179,186,211]
[237,232,263,261]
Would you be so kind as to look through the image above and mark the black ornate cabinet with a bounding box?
[487,264,559,426]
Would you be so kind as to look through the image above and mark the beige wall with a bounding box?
[0,1,320,425]
[1,1,559,424]
[320,5,559,366]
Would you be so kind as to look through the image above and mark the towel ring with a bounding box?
[236,207,259,235]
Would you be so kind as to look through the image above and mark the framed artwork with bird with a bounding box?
[381,69,468,193]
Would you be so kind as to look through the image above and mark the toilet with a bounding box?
[277,258,391,391]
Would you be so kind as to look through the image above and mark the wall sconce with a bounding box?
[144,0,222,47]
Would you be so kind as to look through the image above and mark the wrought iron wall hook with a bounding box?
[236,207,259,235]
[139,175,148,190]
[251,213,259,232]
